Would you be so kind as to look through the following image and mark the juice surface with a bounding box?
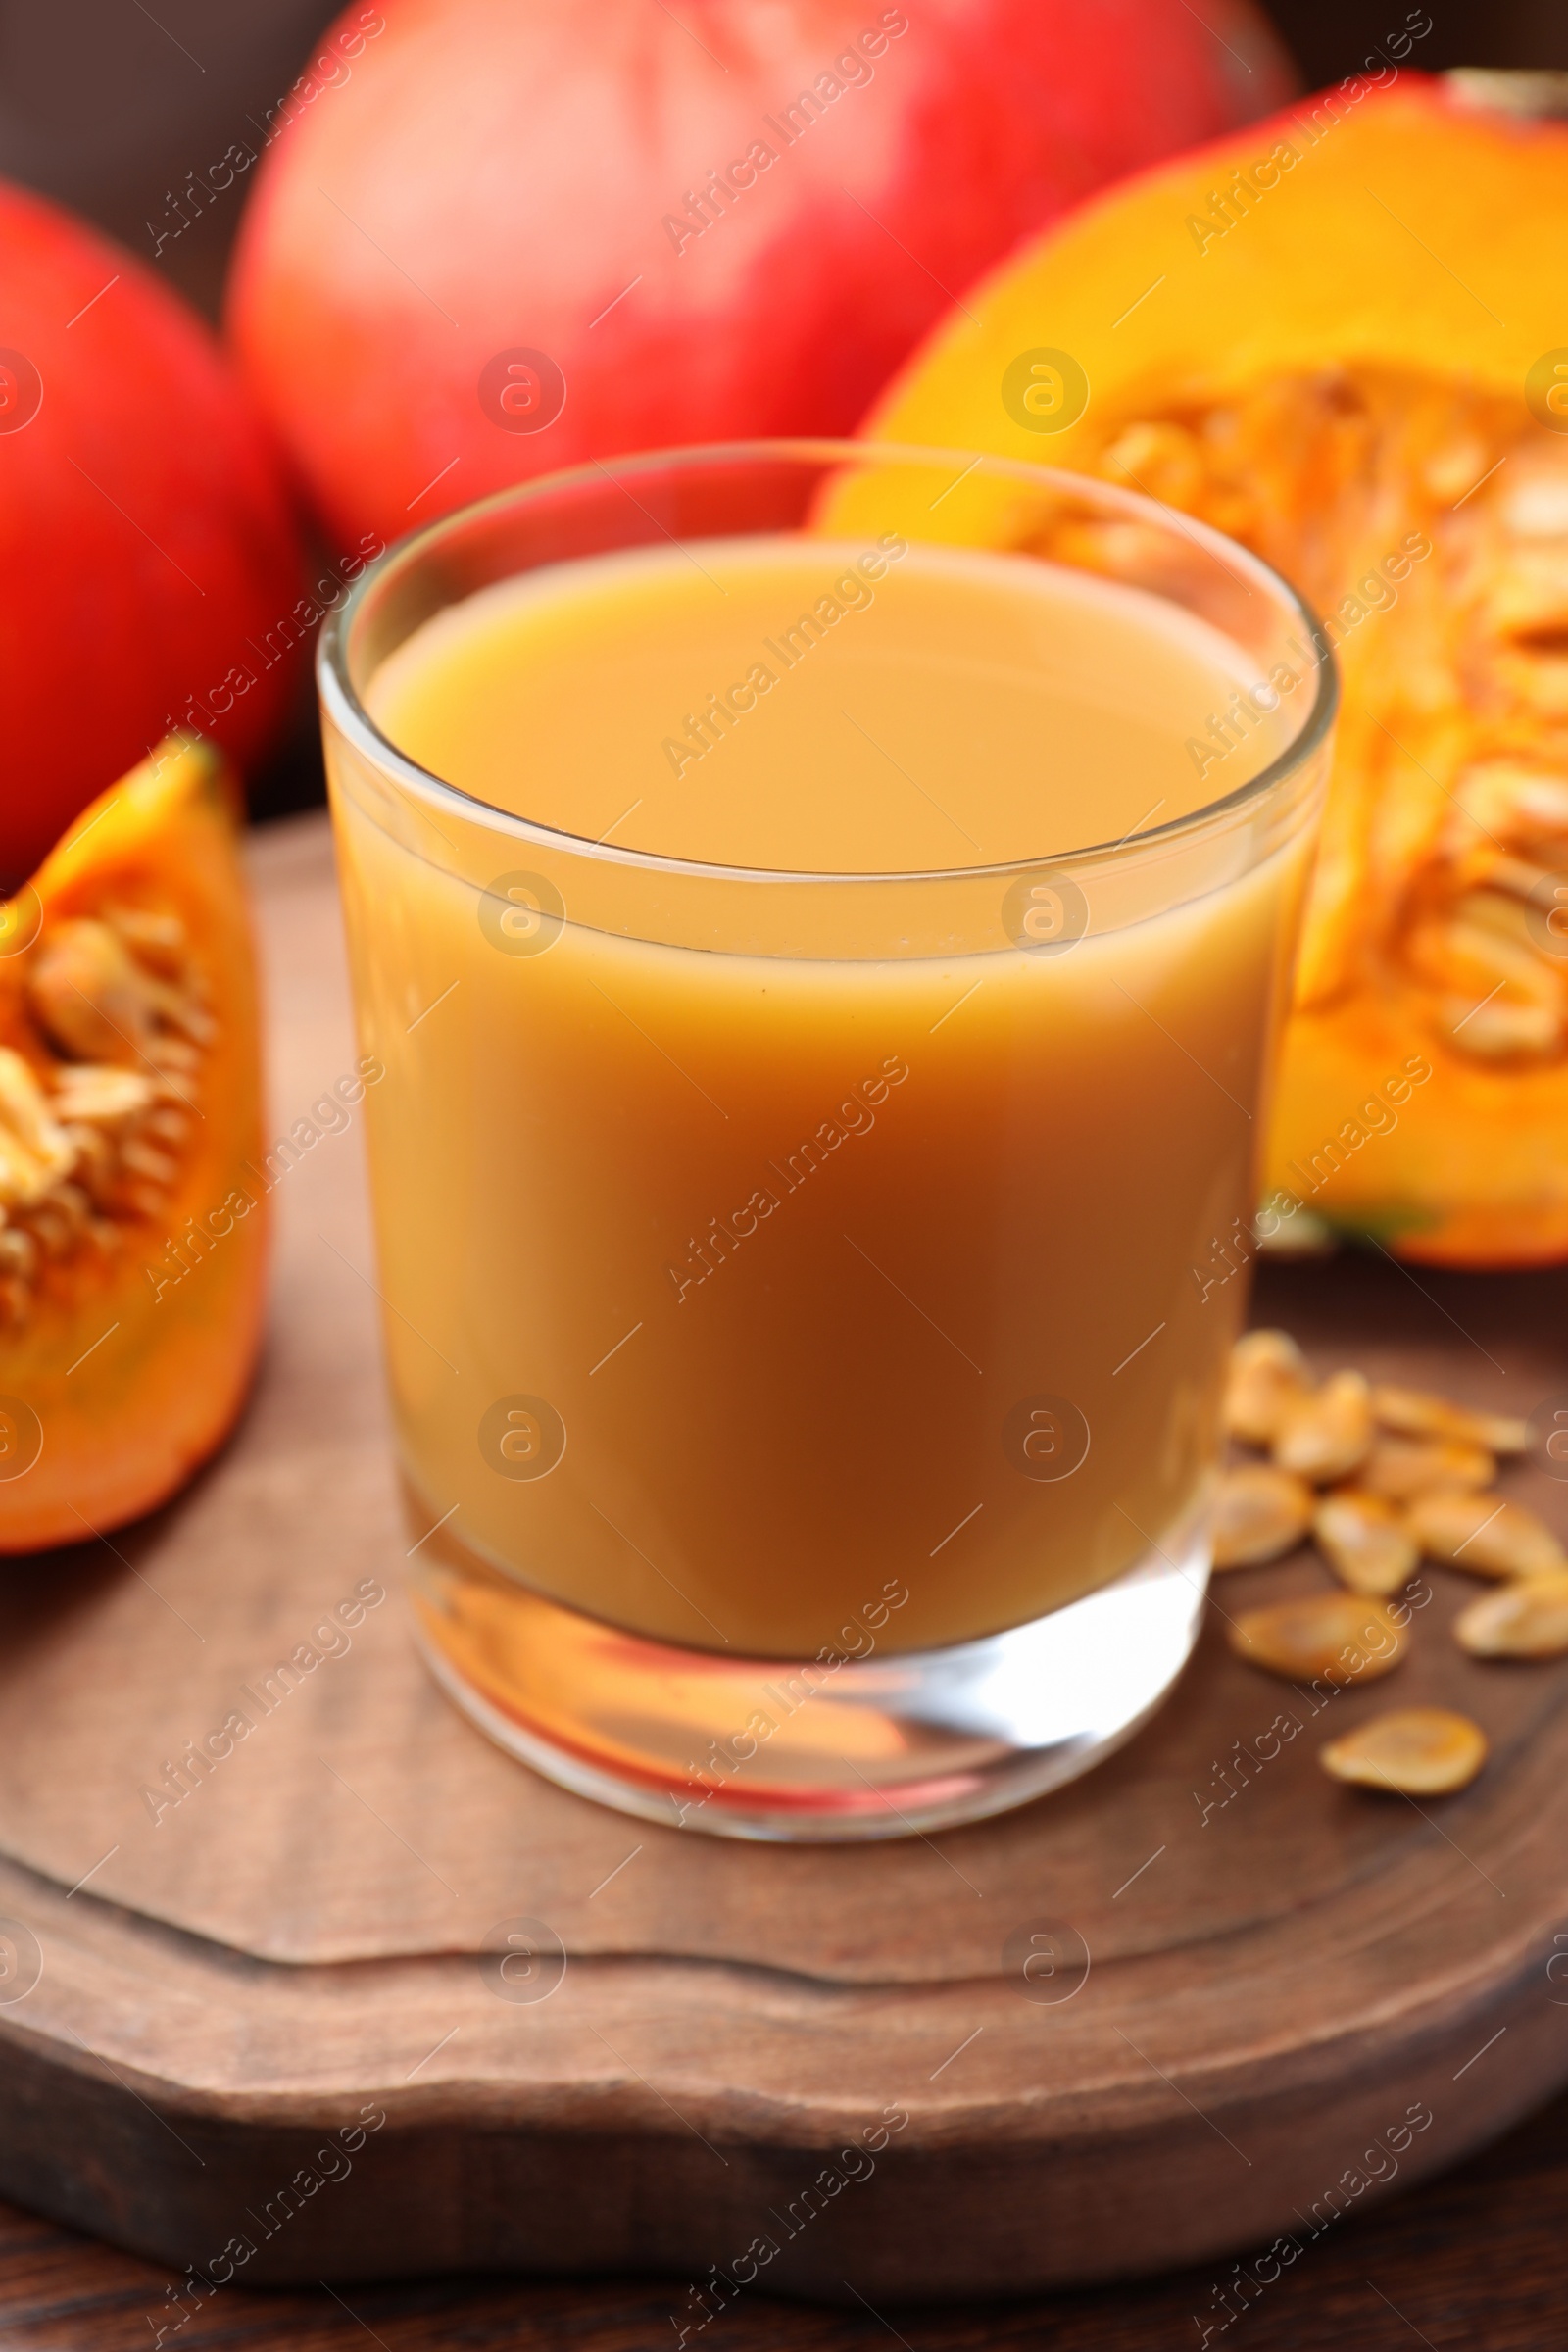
[368,536,1289,871]
[339,532,1308,1658]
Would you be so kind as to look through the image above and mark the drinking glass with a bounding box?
[318,440,1335,1839]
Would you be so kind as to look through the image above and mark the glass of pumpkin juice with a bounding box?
[318,442,1334,1839]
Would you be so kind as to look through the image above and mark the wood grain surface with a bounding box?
[1,813,1565,2306]
[1,2082,1565,2352]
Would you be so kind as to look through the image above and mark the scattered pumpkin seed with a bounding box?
[1454,1571,1568,1658]
[1226,1333,1567,1625]
[1405,1490,1565,1579]
[1320,1707,1488,1795]
[1313,1491,1419,1595]
[1358,1435,1494,1500]
[1212,1463,1314,1568]
[1273,1369,1374,1484]
[1227,1593,1407,1685]
[1223,1328,1313,1446]
[1371,1382,1529,1456]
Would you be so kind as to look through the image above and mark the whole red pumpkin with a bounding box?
[0,179,305,884]
[227,0,1293,549]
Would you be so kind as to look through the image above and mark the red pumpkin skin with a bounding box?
[0,178,305,885]
[226,0,1293,550]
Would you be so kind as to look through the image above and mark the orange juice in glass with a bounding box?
[318,443,1333,1838]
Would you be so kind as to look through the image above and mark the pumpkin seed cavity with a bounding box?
[1092,368,1568,1064]
[0,906,208,1325]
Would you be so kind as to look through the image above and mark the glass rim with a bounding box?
[318,435,1339,890]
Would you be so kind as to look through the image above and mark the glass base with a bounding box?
[409,1520,1210,1842]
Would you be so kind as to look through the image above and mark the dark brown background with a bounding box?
[3,3,1566,2341]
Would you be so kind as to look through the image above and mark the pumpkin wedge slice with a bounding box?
[0,736,268,1549]
[865,71,1568,1264]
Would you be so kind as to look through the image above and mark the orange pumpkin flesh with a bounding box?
[866,73,1568,1264]
[0,739,267,1550]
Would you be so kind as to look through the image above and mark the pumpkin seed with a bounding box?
[1454,759,1568,844]
[1358,1435,1494,1500]
[0,1124,52,1213]
[1440,994,1562,1058]
[1371,1383,1529,1455]
[28,1185,91,1259]
[1212,1464,1313,1568]
[1479,849,1559,905]
[0,1228,37,1281]
[119,1137,179,1186]
[1273,1369,1374,1484]
[1423,913,1559,1003]
[1424,437,1491,504]
[1223,1328,1312,1446]
[0,903,207,1318]
[1320,1707,1488,1795]
[1313,1491,1419,1595]
[50,1065,156,1126]
[104,903,188,976]
[1406,1490,1565,1578]
[1451,886,1545,949]
[1454,1570,1568,1658]
[26,918,162,1060]
[26,914,206,1060]
[0,1048,75,1197]
[1100,419,1208,510]
[1227,1593,1407,1686]
[59,1122,117,1207]
[1496,471,1568,543]
[1497,769,1568,831]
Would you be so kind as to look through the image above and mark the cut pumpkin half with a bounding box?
[0,737,268,1550]
[866,70,1568,1263]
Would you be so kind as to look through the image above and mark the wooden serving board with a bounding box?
[1,813,1566,2305]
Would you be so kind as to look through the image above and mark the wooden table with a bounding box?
[1,2078,1564,2351]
